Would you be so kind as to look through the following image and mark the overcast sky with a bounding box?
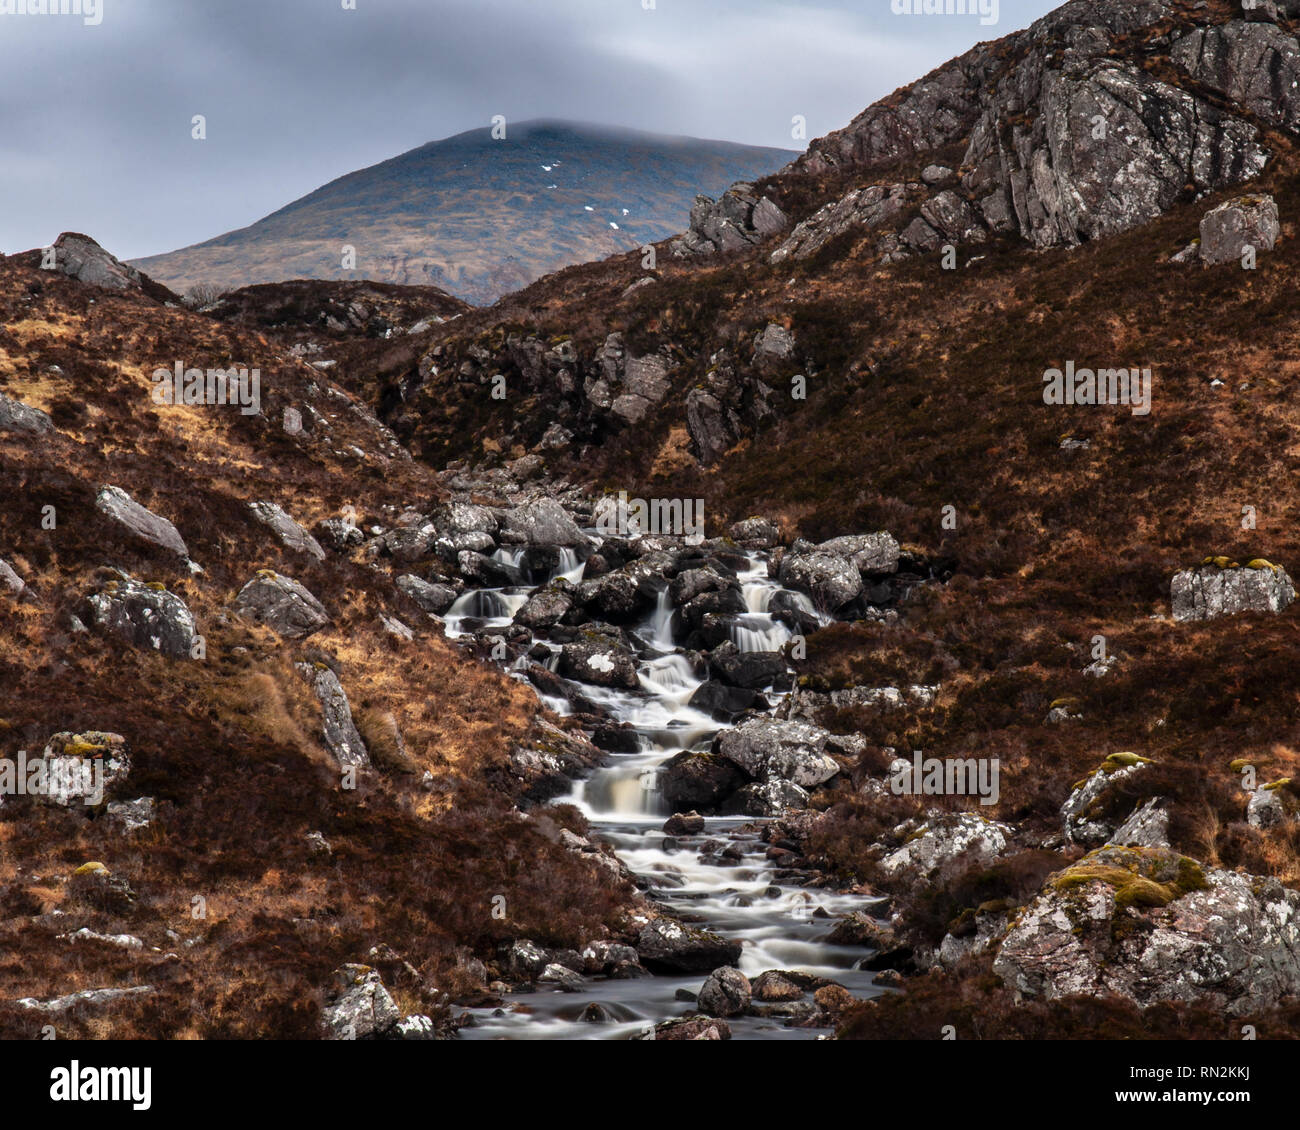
[0,0,1058,260]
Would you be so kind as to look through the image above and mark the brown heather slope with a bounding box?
[0,256,632,1039]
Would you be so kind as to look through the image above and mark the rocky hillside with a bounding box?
[130,121,798,306]
[288,0,1300,1035]
[0,236,642,1039]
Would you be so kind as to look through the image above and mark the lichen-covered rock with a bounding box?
[575,570,645,619]
[1247,784,1289,829]
[993,846,1300,1016]
[513,582,575,628]
[1061,756,1152,846]
[1171,562,1295,621]
[813,532,901,575]
[720,778,810,816]
[38,732,131,807]
[432,501,499,538]
[780,683,936,723]
[636,918,742,974]
[497,499,586,547]
[320,965,399,1040]
[1198,194,1280,265]
[95,486,188,558]
[1110,797,1170,849]
[879,812,1011,884]
[249,501,327,561]
[728,517,781,548]
[713,717,842,788]
[501,939,549,980]
[106,796,155,834]
[232,571,330,638]
[86,574,197,658]
[919,190,987,245]
[558,636,639,689]
[698,967,752,1018]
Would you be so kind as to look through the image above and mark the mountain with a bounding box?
[130,120,799,306]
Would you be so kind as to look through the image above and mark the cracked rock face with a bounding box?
[994,847,1300,1016]
[672,184,788,258]
[1171,563,1295,621]
[771,184,913,265]
[790,3,1284,254]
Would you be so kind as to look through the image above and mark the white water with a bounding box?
[447,550,885,1040]
[555,547,587,584]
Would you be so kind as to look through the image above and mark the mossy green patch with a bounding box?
[1049,846,1208,912]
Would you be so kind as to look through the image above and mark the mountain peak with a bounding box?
[130,122,798,305]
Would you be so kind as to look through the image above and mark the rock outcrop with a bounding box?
[671,184,788,258]
[1171,561,1295,621]
[994,846,1300,1016]
[788,2,1285,255]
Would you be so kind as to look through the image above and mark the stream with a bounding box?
[442,544,886,1039]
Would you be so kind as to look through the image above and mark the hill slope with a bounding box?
[130,120,798,306]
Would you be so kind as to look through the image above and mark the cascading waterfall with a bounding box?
[553,547,587,584]
[444,588,531,637]
[445,547,884,1040]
